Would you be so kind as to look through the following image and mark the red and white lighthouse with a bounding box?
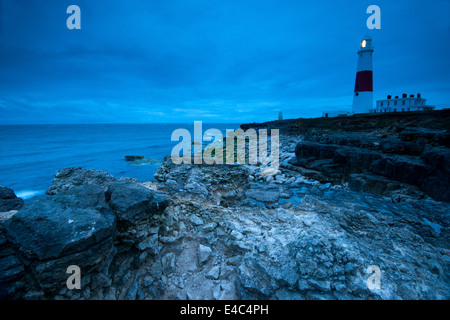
[352,36,374,114]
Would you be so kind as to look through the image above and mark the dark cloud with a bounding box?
[0,0,449,124]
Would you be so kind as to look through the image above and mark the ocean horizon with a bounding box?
[0,123,240,202]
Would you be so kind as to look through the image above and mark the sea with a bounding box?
[0,123,239,202]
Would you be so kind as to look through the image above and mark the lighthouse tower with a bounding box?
[352,36,374,114]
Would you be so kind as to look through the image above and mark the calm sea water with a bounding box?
[0,123,239,202]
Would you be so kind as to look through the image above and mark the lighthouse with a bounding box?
[352,36,374,114]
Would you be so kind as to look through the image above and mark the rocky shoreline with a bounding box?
[1,119,449,299]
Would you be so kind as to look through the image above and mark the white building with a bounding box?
[322,111,350,118]
[372,93,435,113]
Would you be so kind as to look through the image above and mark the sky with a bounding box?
[0,0,449,124]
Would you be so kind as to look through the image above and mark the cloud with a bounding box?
[0,0,448,124]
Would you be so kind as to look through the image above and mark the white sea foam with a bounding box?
[16,190,44,200]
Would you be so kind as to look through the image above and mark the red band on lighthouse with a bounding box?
[354,70,373,92]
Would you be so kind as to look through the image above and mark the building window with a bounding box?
[394,101,397,106]
[402,108,404,112]
[402,100,405,105]
[407,108,410,111]
[381,102,383,107]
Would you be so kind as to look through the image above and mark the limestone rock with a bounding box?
[2,185,116,294]
[46,167,117,195]
[198,244,212,265]
[105,182,170,224]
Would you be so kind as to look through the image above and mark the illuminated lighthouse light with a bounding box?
[361,40,367,48]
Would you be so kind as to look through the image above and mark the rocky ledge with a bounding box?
[291,130,450,202]
[243,110,450,203]
[1,140,449,299]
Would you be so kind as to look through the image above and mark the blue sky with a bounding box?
[0,0,449,124]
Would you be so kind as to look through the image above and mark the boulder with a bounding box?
[2,185,116,293]
[205,266,220,280]
[125,155,144,162]
[238,257,277,298]
[105,182,170,225]
[46,167,117,195]
[198,244,212,265]
[0,186,24,212]
[0,226,26,299]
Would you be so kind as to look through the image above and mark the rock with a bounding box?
[57,185,111,209]
[0,227,25,299]
[2,131,450,301]
[421,147,450,174]
[154,155,250,204]
[308,279,331,291]
[189,215,204,226]
[198,244,212,265]
[230,230,244,241]
[46,167,117,195]
[162,253,175,275]
[144,276,154,287]
[281,201,293,209]
[0,186,24,212]
[293,132,450,202]
[125,280,138,300]
[245,189,279,203]
[125,155,144,162]
[137,234,159,254]
[105,182,170,224]
[205,266,220,280]
[348,174,427,200]
[227,256,242,266]
[159,236,181,244]
[2,186,116,294]
[202,222,218,233]
[4,187,114,261]
[184,182,208,195]
[238,258,276,298]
